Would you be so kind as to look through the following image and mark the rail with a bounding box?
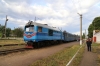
[0,48,32,55]
[0,44,25,47]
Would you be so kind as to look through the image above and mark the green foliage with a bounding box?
[82,33,85,39]
[88,16,100,38]
[13,27,24,37]
[92,17,100,30]
[6,28,11,37]
[0,25,5,34]
[0,32,2,37]
[0,25,5,37]
[30,45,80,66]
[0,25,11,37]
[0,24,24,37]
[88,24,94,38]
[70,45,85,66]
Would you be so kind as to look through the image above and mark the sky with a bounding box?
[0,0,100,35]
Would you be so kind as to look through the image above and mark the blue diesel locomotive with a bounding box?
[23,21,79,48]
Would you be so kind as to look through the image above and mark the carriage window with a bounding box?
[25,25,34,32]
[48,29,53,36]
[38,27,42,32]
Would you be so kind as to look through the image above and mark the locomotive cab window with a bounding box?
[38,27,42,32]
[25,25,34,32]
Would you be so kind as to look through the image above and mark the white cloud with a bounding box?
[37,18,65,28]
[0,0,100,34]
[7,16,27,26]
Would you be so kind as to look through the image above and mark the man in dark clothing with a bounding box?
[86,38,92,51]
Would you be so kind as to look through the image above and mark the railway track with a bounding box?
[0,48,31,55]
[0,42,78,56]
[0,44,25,47]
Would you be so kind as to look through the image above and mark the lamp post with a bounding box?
[78,13,82,45]
[4,15,8,38]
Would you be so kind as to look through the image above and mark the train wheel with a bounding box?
[47,42,50,46]
[37,42,40,48]
[39,42,42,48]
[32,42,36,48]
[44,42,46,47]
[41,42,44,47]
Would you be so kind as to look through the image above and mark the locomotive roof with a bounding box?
[25,21,61,31]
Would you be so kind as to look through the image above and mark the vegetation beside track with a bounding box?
[30,44,84,66]
[69,44,85,66]
[0,39,25,45]
[0,39,25,51]
[92,43,100,66]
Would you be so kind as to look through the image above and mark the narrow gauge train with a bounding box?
[23,21,79,48]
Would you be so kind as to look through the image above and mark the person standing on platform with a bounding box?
[86,38,92,51]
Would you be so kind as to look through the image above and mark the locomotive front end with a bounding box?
[23,21,36,48]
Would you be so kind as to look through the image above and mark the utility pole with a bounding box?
[85,29,86,39]
[78,13,82,45]
[4,15,8,38]
[85,29,87,44]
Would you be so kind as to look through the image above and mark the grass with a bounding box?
[0,39,26,51]
[91,43,100,66]
[69,45,85,66]
[30,44,85,66]
[92,43,100,53]
[0,39,25,45]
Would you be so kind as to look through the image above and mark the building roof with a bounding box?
[93,30,100,35]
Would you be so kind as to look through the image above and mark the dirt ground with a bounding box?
[0,42,79,66]
[79,45,97,66]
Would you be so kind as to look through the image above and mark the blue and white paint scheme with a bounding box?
[23,21,79,48]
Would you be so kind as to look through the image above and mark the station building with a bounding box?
[93,30,100,43]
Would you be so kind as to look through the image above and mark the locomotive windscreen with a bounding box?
[25,25,34,32]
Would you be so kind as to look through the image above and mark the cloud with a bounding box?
[37,18,67,27]
[3,16,27,28]
[0,0,100,34]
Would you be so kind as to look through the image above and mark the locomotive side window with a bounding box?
[38,27,42,32]
[48,29,53,36]
[25,25,34,32]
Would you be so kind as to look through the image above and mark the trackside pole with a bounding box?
[80,40,82,45]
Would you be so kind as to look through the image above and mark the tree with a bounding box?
[0,25,11,37]
[82,33,85,39]
[88,24,94,38]
[13,27,24,37]
[0,29,1,37]
[6,28,11,37]
[92,17,100,30]
[88,16,100,38]
[0,25,5,37]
